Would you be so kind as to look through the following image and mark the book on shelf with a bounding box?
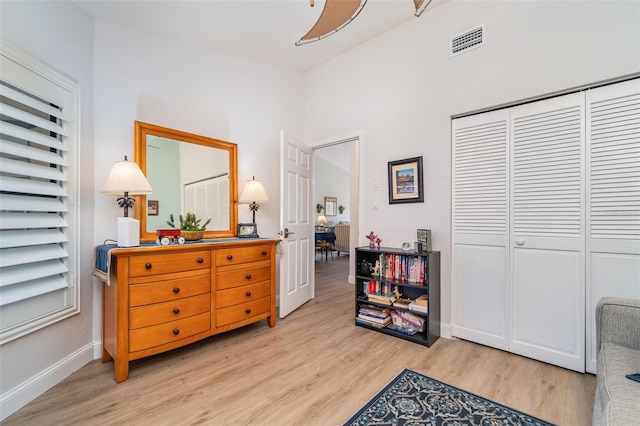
[356,317,389,329]
[378,253,429,284]
[414,294,428,307]
[359,305,390,318]
[357,314,391,326]
[366,294,396,305]
[408,302,428,314]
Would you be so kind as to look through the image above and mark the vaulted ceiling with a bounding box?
[74,0,446,70]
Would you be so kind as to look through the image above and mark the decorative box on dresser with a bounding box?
[100,239,278,383]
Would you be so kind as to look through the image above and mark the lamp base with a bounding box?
[117,217,140,247]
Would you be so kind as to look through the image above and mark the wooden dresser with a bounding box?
[101,239,278,382]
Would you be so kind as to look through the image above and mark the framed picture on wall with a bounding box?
[388,156,424,204]
[147,200,159,216]
[324,196,337,216]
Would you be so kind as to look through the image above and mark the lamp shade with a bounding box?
[101,156,153,195]
[239,177,269,204]
[317,214,327,226]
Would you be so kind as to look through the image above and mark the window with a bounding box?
[0,42,80,344]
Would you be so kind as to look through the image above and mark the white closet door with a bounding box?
[586,79,640,373]
[509,93,586,372]
[452,110,510,350]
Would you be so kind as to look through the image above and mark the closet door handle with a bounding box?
[516,239,525,246]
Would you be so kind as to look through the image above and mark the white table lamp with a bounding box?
[102,156,153,247]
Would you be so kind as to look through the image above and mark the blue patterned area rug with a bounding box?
[343,368,555,426]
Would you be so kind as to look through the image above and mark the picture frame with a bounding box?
[416,229,432,252]
[324,196,337,216]
[237,223,258,238]
[388,156,424,204]
[147,200,159,216]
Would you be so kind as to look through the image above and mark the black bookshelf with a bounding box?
[355,246,440,346]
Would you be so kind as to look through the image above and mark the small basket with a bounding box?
[180,230,204,241]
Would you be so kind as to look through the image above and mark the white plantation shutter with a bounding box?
[0,42,80,344]
[184,174,229,231]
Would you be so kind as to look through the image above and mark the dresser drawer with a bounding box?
[216,281,270,309]
[130,293,210,329]
[216,265,271,290]
[129,251,210,277]
[129,274,210,307]
[215,245,271,266]
[216,297,270,327]
[129,312,210,353]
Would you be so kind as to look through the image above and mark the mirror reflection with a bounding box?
[134,121,238,241]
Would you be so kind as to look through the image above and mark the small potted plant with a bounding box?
[338,205,345,214]
[316,203,324,214]
[167,212,211,241]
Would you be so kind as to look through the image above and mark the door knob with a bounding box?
[516,239,525,246]
[281,228,295,238]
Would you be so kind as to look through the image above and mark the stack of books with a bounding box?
[357,305,391,328]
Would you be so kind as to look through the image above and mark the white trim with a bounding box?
[0,342,94,421]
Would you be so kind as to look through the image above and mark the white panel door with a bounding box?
[509,93,586,372]
[452,109,510,350]
[279,131,313,318]
[585,78,640,373]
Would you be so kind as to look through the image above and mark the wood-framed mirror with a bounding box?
[133,121,238,242]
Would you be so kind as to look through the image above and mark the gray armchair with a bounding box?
[592,297,640,426]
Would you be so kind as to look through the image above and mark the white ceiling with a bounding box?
[73,0,445,70]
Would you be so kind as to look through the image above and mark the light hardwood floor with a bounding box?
[4,255,595,425]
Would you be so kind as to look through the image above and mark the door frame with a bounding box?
[310,130,363,284]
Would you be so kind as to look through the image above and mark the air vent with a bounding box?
[450,24,485,57]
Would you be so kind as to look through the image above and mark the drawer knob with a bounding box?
[145,263,152,269]
[261,250,267,256]
[173,287,180,294]
[173,308,180,314]
[245,308,251,314]
[246,291,252,297]
[173,329,180,335]
[227,255,233,260]
[197,258,204,263]
[245,274,252,280]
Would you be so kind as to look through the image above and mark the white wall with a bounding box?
[303,0,640,336]
[0,0,96,419]
[93,20,306,246]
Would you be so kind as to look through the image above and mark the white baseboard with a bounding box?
[0,341,96,421]
[440,322,453,339]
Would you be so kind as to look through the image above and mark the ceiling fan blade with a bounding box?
[296,0,367,46]
[414,0,433,17]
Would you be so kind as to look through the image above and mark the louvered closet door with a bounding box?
[509,93,586,372]
[585,79,640,373]
[452,109,510,350]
